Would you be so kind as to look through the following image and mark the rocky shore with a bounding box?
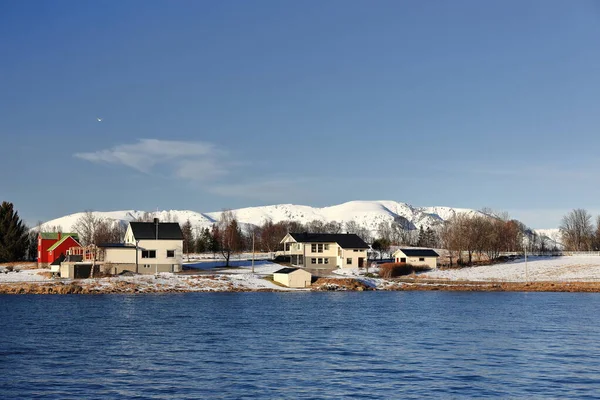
[2,275,600,294]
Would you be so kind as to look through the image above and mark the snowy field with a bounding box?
[4,256,600,292]
[0,261,291,291]
[423,256,600,282]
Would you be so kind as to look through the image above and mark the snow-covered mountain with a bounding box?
[39,200,484,234]
[534,228,562,247]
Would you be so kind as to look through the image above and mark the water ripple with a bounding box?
[2,292,600,398]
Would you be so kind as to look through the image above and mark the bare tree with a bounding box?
[306,219,326,233]
[93,219,126,244]
[216,210,243,267]
[259,218,287,253]
[345,221,359,234]
[560,209,593,251]
[73,211,102,246]
[324,221,343,234]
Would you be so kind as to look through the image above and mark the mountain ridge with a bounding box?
[38,200,489,234]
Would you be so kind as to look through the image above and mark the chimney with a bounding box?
[57,232,61,241]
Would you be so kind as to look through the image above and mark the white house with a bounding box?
[273,267,312,288]
[119,220,184,274]
[58,219,183,278]
[280,233,369,269]
[392,248,439,269]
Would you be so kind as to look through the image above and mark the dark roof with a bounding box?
[289,233,369,249]
[50,254,66,266]
[396,248,439,257]
[274,267,301,274]
[99,243,136,249]
[129,222,183,240]
[66,254,83,262]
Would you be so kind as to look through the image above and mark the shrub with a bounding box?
[378,263,431,278]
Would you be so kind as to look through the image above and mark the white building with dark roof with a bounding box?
[121,220,184,273]
[273,267,312,288]
[280,233,369,269]
[392,248,439,269]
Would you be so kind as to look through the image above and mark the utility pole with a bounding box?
[252,232,255,274]
[524,236,529,283]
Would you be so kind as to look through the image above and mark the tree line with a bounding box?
[3,201,590,267]
[179,211,374,266]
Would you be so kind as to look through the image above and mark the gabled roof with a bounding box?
[47,235,81,252]
[395,248,439,257]
[129,222,183,240]
[288,233,369,249]
[39,232,78,240]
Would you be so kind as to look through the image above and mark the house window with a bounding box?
[324,244,329,250]
[311,258,316,264]
[299,255,303,264]
[143,264,152,269]
[167,250,175,258]
[419,257,425,262]
[318,258,323,264]
[324,258,329,264]
[347,258,352,265]
[311,244,317,253]
[354,249,359,252]
[142,250,156,258]
[285,243,291,251]
[317,244,323,253]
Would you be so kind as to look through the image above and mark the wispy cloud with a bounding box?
[75,139,227,181]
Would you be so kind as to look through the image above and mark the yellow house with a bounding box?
[280,233,369,269]
[273,267,312,288]
[392,248,439,269]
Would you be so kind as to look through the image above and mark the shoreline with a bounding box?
[3,276,600,294]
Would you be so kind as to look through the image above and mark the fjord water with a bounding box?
[2,292,600,399]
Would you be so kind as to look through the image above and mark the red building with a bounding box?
[38,232,80,267]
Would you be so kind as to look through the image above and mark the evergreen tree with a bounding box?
[417,226,426,247]
[181,219,194,260]
[0,202,29,262]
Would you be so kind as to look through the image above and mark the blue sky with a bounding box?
[2,0,600,228]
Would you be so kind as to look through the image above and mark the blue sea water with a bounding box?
[1,292,600,399]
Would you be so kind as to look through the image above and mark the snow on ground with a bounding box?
[0,261,290,291]
[424,256,600,282]
[0,267,51,282]
[6,257,600,291]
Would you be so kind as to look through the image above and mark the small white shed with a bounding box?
[273,267,312,288]
[392,248,439,269]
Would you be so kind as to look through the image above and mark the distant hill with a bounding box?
[39,200,560,246]
[40,200,483,234]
